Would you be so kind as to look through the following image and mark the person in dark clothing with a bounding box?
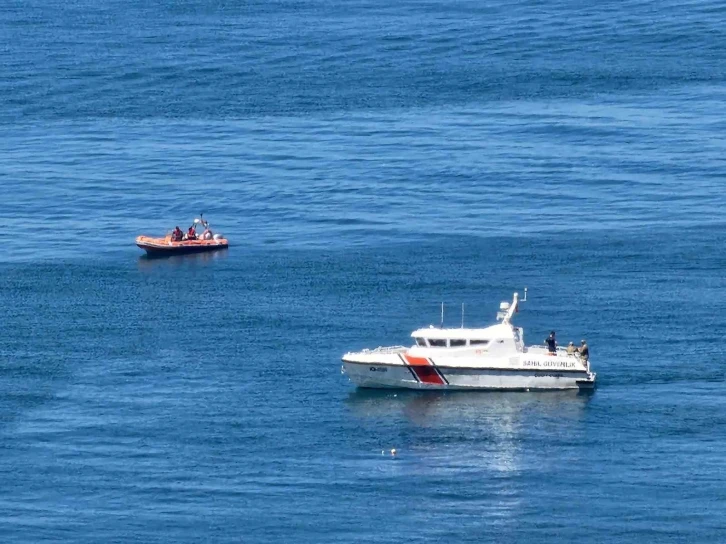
[578,340,589,362]
[545,331,557,354]
[171,226,183,242]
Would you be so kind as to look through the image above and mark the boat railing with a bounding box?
[531,344,582,356]
[361,345,408,354]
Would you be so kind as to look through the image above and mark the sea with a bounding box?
[1,0,725,542]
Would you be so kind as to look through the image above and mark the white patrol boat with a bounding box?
[341,290,595,391]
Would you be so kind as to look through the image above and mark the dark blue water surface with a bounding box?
[1,1,726,542]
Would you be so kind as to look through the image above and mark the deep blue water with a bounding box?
[1,0,726,542]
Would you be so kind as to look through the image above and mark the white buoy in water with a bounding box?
[391,448,397,456]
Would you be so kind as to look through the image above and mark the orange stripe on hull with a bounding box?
[403,354,446,385]
[403,355,431,366]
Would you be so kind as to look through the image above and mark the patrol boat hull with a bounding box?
[342,348,595,391]
[341,291,596,392]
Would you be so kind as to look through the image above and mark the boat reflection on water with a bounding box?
[137,247,229,270]
[345,389,593,476]
[345,388,593,428]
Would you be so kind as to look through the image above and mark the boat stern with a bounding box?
[576,369,597,390]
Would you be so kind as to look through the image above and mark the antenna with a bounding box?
[440,302,444,328]
[461,303,465,328]
[523,287,528,302]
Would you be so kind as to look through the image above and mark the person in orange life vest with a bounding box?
[187,225,197,240]
[171,226,183,241]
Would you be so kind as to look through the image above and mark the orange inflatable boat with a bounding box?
[135,235,229,256]
[136,216,229,256]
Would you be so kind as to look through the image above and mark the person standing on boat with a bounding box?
[545,331,557,354]
[566,341,577,355]
[578,340,589,362]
